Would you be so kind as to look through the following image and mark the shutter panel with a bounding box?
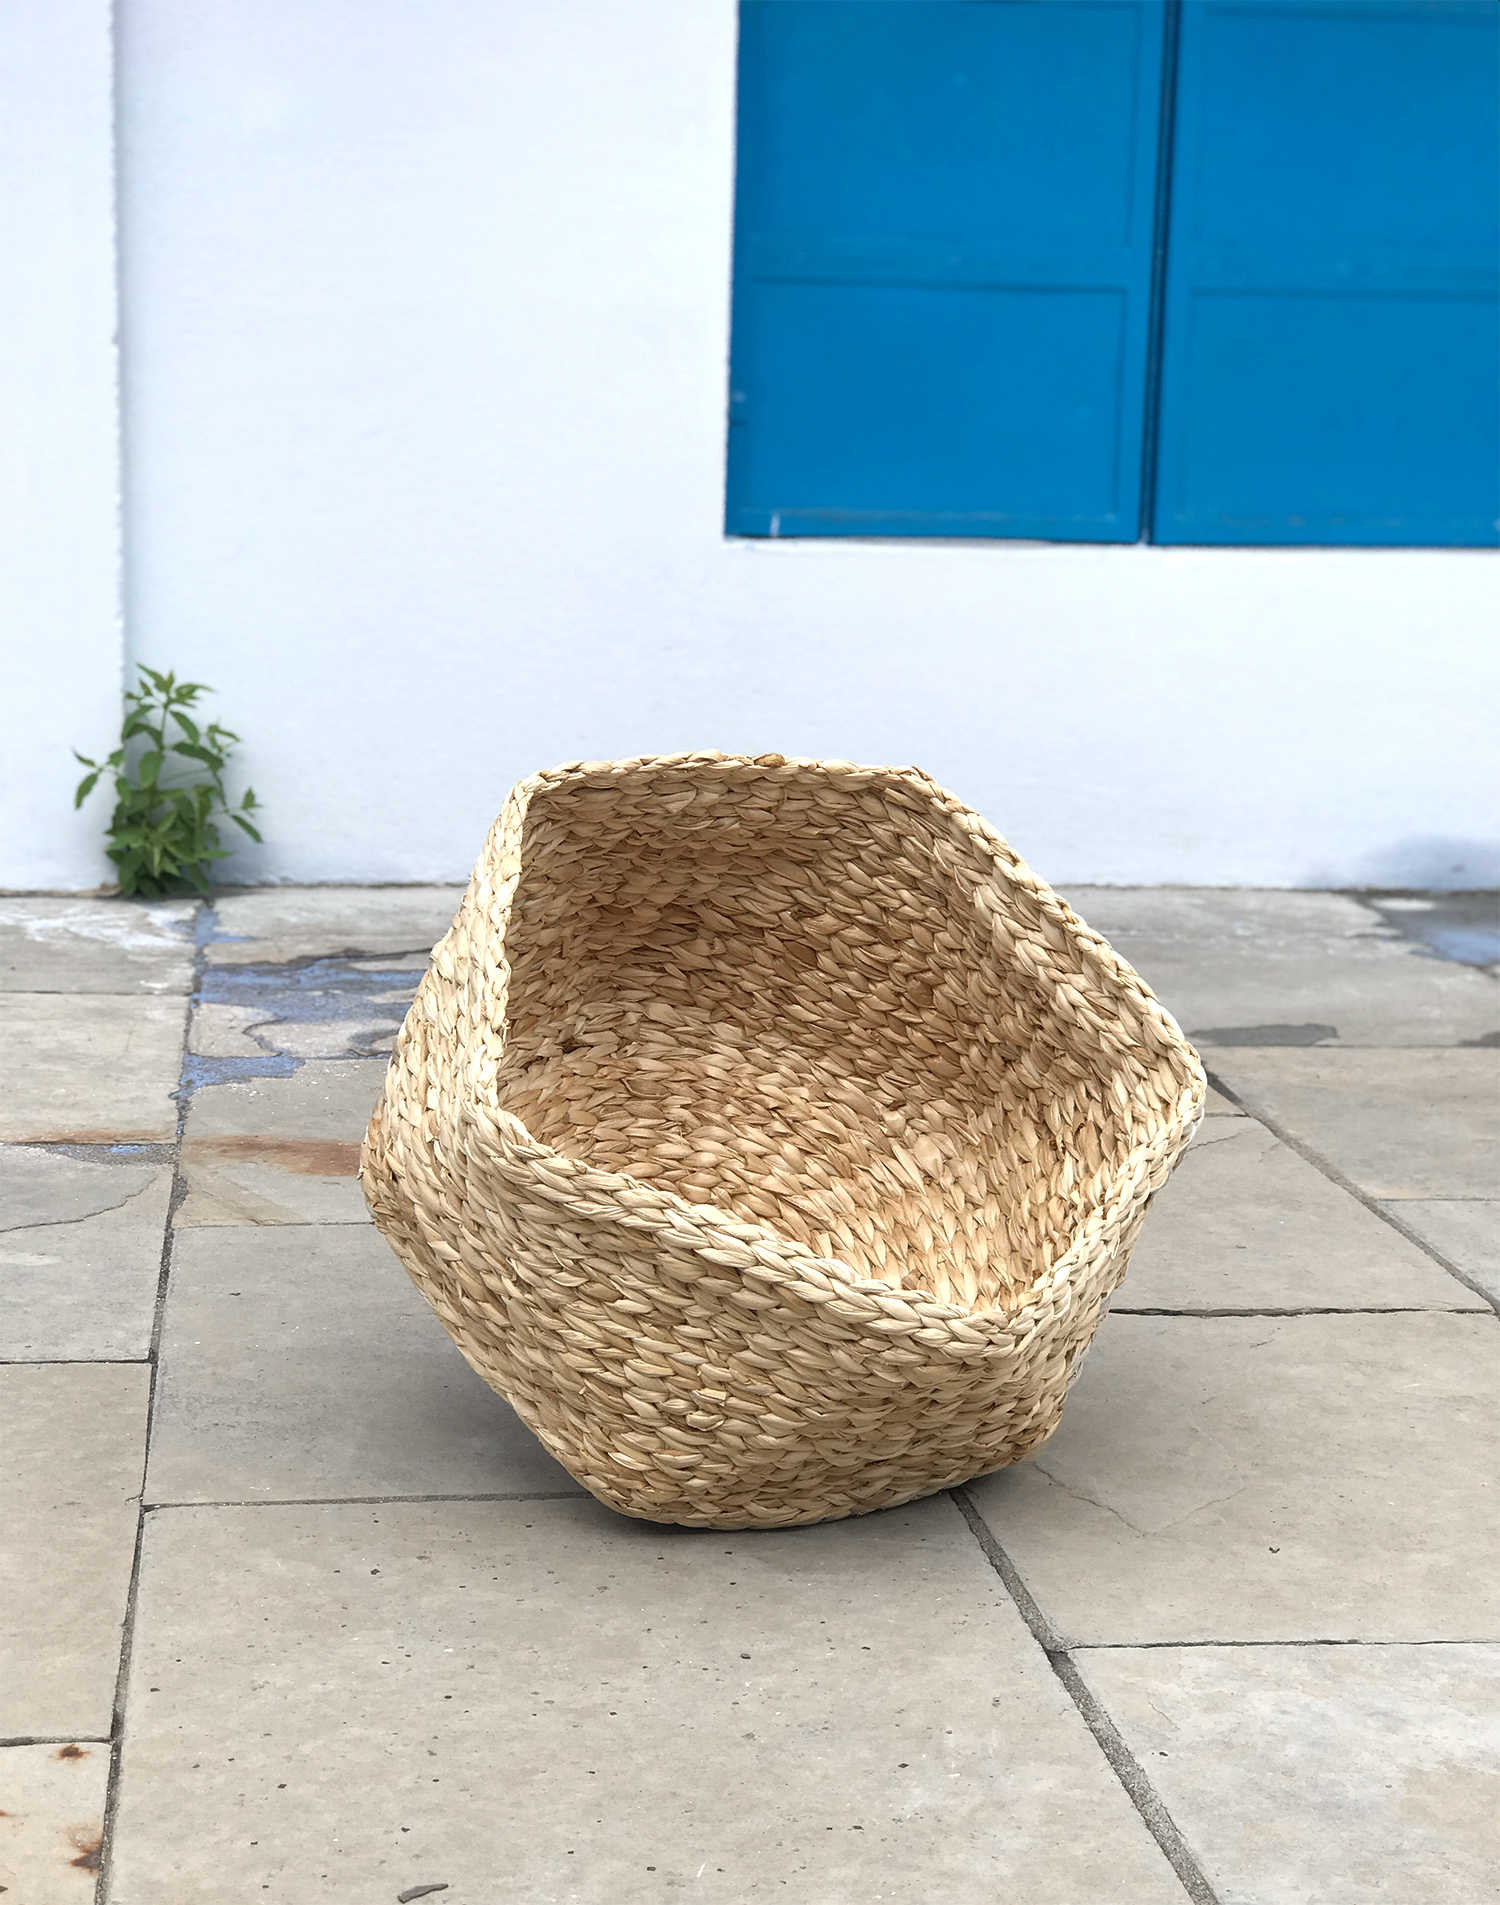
[1153,0,1500,547]
[726,0,1167,541]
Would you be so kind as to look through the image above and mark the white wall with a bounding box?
[7,0,1495,891]
[0,0,121,891]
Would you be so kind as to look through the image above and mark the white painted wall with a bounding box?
[7,0,1495,891]
[0,0,121,891]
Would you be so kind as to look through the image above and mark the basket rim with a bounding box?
[433,751,1207,1339]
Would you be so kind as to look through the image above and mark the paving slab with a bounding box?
[0,1144,167,1228]
[967,1312,1500,1644]
[205,887,460,966]
[0,1741,112,1900]
[1072,1643,1500,1905]
[1,1163,171,1359]
[1,1363,149,1739]
[1119,1118,1484,1314]
[108,1493,1185,1904]
[183,1058,388,1145]
[1,995,186,1144]
[0,897,196,995]
[1378,1200,1499,1306]
[191,1002,405,1059]
[1062,887,1499,1047]
[146,1225,577,1503]
[188,1001,281,1057]
[175,1139,370,1227]
[1203,1046,1500,1199]
[175,1060,389,1226]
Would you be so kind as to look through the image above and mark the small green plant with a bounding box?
[74,666,263,898]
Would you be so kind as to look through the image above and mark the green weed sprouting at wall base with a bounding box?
[74,667,263,898]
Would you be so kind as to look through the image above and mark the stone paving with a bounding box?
[2,885,1496,1904]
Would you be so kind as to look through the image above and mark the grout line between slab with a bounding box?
[1202,1068,1500,1319]
[0,987,193,999]
[950,1487,1222,1905]
[141,1489,591,1510]
[1197,1039,1499,1049]
[1045,1650,1223,1905]
[0,1735,112,1749]
[93,902,209,1905]
[1072,1636,1500,1650]
[1109,1305,1483,1317]
[0,1357,153,1365]
[950,1484,1064,1649]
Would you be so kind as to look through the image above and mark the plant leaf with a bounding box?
[79,665,262,898]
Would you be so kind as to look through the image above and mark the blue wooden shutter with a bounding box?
[726,0,1167,541]
[1153,0,1500,547]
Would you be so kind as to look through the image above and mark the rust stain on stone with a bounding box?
[69,1834,103,1871]
[183,1136,362,1177]
[55,1744,88,1760]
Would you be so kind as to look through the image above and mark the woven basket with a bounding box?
[362,753,1203,1529]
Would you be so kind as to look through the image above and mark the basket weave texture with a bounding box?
[362,753,1203,1528]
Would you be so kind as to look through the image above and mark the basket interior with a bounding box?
[492,763,1180,1315]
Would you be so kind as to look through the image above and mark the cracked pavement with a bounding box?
[1,885,1497,1902]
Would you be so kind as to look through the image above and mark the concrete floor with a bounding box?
[2,884,1496,1904]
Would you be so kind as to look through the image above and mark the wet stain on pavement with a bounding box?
[176,1052,302,1099]
[1359,893,1500,969]
[181,954,425,1085]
